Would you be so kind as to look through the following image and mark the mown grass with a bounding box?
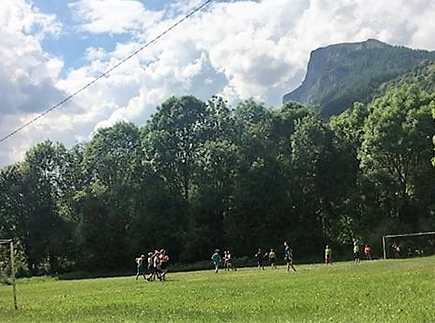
[1,257,435,323]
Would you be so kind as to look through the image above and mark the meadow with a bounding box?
[1,257,434,323]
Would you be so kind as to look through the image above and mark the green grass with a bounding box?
[1,257,435,322]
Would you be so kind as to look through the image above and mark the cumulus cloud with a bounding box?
[0,0,64,115]
[0,0,66,165]
[1,0,435,168]
[69,0,163,35]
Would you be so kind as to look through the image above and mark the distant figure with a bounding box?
[268,249,277,269]
[392,243,400,258]
[325,245,332,264]
[353,241,360,263]
[147,252,154,274]
[364,244,372,260]
[135,254,146,280]
[159,249,170,281]
[255,248,266,270]
[224,250,237,271]
[283,241,296,272]
[147,250,162,281]
[223,251,230,271]
[211,249,222,273]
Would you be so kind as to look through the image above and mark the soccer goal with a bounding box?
[382,231,435,259]
[0,239,17,309]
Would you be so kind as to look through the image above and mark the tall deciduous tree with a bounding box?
[185,97,237,260]
[144,96,208,201]
[17,140,73,274]
[76,122,143,270]
[290,114,332,252]
[360,85,435,229]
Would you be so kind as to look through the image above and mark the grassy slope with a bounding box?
[1,257,434,323]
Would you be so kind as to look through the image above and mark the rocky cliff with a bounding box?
[283,39,435,118]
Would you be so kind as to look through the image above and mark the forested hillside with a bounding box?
[2,65,435,278]
[283,39,435,118]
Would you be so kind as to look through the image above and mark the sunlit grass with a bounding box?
[1,257,435,322]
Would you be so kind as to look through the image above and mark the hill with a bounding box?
[283,39,435,118]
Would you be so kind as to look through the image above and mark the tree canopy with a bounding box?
[1,83,435,276]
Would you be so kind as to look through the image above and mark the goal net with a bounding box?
[382,231,435,259]
[0,239,17,309]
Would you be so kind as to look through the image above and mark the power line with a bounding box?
[0,0,213,145]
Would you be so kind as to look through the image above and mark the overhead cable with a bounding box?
[0,0,213,144]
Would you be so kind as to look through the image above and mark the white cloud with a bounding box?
[0,0,61,37]
[0,0,65,165]
[1,0,435,168]
[69,0,163,35]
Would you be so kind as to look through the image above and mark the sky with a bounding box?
[1,0,435,168]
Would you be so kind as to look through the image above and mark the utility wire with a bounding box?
[0,0,213,144]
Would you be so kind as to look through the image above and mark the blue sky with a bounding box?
[35,0,168,70]
[1,0,435,167]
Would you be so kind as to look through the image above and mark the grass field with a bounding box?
[1,257,435,323]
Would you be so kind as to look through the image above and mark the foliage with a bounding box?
[359,85,435,229]
[2,64,435,275]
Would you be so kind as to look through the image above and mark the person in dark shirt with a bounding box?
[284,241,296,272]
[255,248,266,270]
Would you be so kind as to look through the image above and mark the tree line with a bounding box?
[1,84,435,276]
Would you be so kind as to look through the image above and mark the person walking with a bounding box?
[268,249,277,269]
[211,249,222,273]
[284,241,296,272]
[159,249,170,281]
[135,254,146,280]
[364,244,372,260]
[353,241,361,263]
[255,248,266,270]
[225,250,237,271]
[325,245,333,264]
[146,250,162,281]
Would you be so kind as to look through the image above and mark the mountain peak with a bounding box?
[283,39,434,118]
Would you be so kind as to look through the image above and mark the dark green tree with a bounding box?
[360,85,435,231]
[75,122,143,270]
[16,140,73,274]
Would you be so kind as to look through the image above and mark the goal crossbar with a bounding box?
[382,231,435,259]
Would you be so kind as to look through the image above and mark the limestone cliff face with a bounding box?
[283,39,435,118]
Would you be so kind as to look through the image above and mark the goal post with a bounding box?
[382,231,435,259]
[0,239,17,309]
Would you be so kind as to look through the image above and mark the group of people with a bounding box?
[135,249,169,281]
[254,242,296,272]
[325,242,373,264]
[212,241,297,273]
[353,242,373,263]
[138,241,381,279]
[211,249,237,273]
